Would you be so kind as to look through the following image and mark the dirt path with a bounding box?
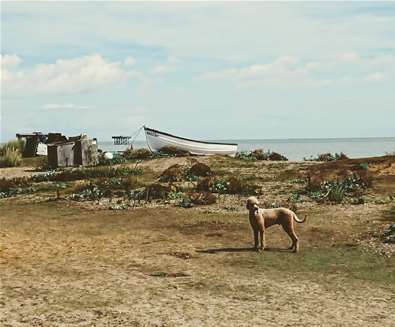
[1,202,394,326]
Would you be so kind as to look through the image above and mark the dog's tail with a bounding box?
[293,213,307,223]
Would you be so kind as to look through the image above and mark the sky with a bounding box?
[1,1,395,142]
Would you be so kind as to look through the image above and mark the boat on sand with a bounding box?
[144,126,238,156]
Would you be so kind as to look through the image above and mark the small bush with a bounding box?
[188,163,212,177]
[305,152,348,162]
[124,148,152,160]
[122,176,144,191]
[71,183,104,201]
[32,166,143,182]
[251,149,269,160]
[235,151,255,161]
[159,146,190,157]
[0,177,33,198]
[160,164,185,182]
[235,149,287,161]
[306,173,368,203]
[197,176,260,195]
[189,192,217,205]
[0,139,25,156]
[143,183,170,200]
[0,148,22,167]
[268,151,288,161]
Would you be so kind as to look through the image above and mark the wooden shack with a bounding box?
[47,135,98,168]
[16,132,48,157]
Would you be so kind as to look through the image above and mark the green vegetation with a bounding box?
[0,139,25,156]
[236,149,288,161]
[0,148,22,167]
[32,166,144,182]
[304,152,348,162]
[306,174,367,203]
[228,246,394,286]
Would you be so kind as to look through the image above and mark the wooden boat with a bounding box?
[144,126,238,156]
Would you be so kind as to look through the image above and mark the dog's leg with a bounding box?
[253,228,259,250]
[257,220,265,251]
[282,223,299,253]
[259,230,265,251]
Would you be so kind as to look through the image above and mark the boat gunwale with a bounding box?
[144,127,238,147]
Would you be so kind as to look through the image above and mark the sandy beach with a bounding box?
[1,155,394,326]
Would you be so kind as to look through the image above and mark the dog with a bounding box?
[246,196,306,253]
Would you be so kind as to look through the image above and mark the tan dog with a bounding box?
[246,196,306,252]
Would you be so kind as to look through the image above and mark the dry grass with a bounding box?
[1,201,394,326]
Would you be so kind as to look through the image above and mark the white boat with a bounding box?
[144,126,238,156]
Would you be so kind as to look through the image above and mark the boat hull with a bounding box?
[144,127,238,156]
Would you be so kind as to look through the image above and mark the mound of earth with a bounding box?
[307,155,395,194]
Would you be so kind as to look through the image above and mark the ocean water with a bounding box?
[98,137,395,161]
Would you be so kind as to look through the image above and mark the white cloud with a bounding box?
[149,56,182,75]
[42,103,94,110]
[2,54,140,96]
[203,52,395,86]
[124,56,136,66]
[366,72,385,81]
[0,54,22,68]
[336,52,360,63]
[202,56,312,84]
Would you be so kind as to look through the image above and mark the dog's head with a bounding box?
[246,196,259,211]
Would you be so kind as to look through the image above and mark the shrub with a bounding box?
[159,164,185,182]
[306,174,368,203]
[235,149,287,161]
[235,151,255,161]
[305,152,349,162]
[143,183,170,200]
[327,184,346,203]
[189,192,217,205]
[197,176,260,195]
[32,166,143,182]
[122,176,144,191]
[0,148,22,167]
[188,163,212,177]
[251,149,269,160]
[268,151,288,161]
[0,139,25,156]
[0,177,33,198]
[71,183,104,201]
[123,148,152,160]
[159,146,190,157]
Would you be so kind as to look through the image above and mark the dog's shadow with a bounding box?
[196,246,291,254]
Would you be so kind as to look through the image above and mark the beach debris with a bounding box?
[103,152,114,160]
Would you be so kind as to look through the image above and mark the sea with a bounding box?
[98,137,395,161]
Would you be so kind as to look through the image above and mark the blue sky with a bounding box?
[1,1,394,142]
